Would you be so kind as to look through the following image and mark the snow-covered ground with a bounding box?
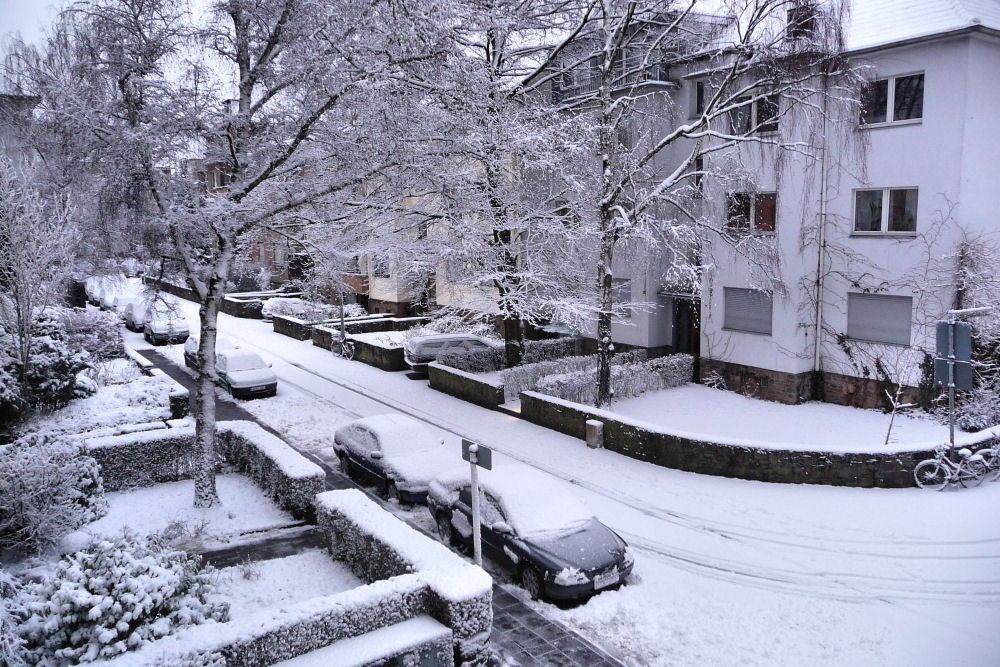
[62,474,295,553]
[610,383,945,452]
[350,330,408,348]
[146,300,1000,666]
[215,550,361,620]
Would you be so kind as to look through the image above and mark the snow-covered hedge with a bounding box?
[437,346,506,373]
[316,490,493,665]
[17,534,227,664]
[217,421,325,520]
[535,353,693,404]
[501,355,595,403]
[261,298,365,322]
[0,434,107,555]
[85,427,198,492]
[522,337,584,364]
[58,307,125,362]
[0,570,24,666]
[437,337,584,375]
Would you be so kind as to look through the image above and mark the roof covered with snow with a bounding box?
[844,0,1000,52]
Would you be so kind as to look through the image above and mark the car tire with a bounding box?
[436,513,455,547]
[385,481,401,505]
[338,452,352,478]
[520,566,543,601]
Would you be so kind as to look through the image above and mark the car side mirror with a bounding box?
[492,521,513,535]
[370,451,382,460]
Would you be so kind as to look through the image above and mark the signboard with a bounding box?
[934,358,973,390]
[462,439,492,470]
[935,320,972,360]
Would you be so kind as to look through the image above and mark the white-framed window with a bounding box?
[730,94,779,134]
[846,293,912,346]
[726,192,777,233]
[723,287,772,335]
[853,188,918,234]
[860,73,923,126]
[612,278,632,320]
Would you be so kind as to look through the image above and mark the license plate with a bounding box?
[594,569,618,590]
[251,385,267,392]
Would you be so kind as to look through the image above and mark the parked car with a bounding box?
[215,349,277,399]
[332,414,452,504]
[403,333,501,374]
[183,334,239,370]
[428,465,633,601]
[143,308,190,345]
[112,294,138,314]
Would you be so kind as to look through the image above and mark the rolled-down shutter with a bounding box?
[723,287,772,335]
[847,293,912,345]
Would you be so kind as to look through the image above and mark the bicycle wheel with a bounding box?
[342,341,355,360]
[980,450,1000,483]
[959,459,987,488]
[914,460,948,491]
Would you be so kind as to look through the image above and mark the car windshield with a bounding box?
[491,475,593,538]
[225,352,266,372]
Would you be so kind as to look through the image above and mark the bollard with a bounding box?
[586,419,604,449]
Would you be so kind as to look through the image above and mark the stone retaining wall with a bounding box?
[354,339,408,371]
[428,363,505,409]
[519,391,938,488]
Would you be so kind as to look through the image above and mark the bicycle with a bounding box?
[331,332,355,360]
[913,446,987,490]
[974,442,1000,483]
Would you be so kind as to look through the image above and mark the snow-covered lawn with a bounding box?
[610,383,947,452]
[62,474,295,553]
[215,550,361,620]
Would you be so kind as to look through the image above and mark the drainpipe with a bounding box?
[813,70,831,383]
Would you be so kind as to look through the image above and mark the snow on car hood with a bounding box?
[225,367,277,387]
[148,318,189,334]
[384,447,455,490]
[525,518,626,572]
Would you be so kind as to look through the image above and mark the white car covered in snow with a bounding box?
[332,414,451,504]
[183,334,239,370]
[143,307,190,345]
[428,465,633,601]
[215,349,277,399]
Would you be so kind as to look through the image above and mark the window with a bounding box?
[371,256,391,278]
[727,192,776,233]
[723,287,773,335]
[853,188,917,234]
[730,94,780,134]
[847,293,912,345]
[786,3,817,39]
[860,73,923,125]
[693,155,704,194]
[612,278,631,320]
[691,80,706,117]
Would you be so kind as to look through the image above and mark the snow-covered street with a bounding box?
[137,300,1000,666]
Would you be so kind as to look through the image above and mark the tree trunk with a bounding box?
[193,283,223,508]
[595,37,617,408]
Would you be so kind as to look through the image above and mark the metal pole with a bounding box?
[469,444,482,567]
[948,320,956,457]
[339,291,346,344]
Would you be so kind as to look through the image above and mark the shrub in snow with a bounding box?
[0,569,26,667]
[85,428,199,492]
[502,355,596,402]
[0,346,22,426]
[0,434,107,555]
[57,308,124,363]
[535,353,692,405]
[20,316,95,411]
[956,383,1000,431]
[17,534,228,663]
[437,347,506,373]
[521,337,582,364]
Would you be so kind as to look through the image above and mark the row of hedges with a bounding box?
[437,337,585,375]
[536,354,693,404]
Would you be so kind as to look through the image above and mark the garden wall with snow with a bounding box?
[518,391,965,487]
[107,490,491,667]
[85,420,324,518]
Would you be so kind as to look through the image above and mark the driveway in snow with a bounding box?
[139,302,1000,666]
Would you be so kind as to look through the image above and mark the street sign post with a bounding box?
[934,309,992,455]
[462,439,492,567]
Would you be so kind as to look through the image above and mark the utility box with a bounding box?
[585,419,604,449]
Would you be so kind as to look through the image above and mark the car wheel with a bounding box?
[338,452,352,478]
[436,513,455,547]
[384,481,401,505]
[520,566,543,601]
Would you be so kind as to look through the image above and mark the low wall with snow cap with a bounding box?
[85,426,198,491]
[518,391,998,488]
[316,489,493,665]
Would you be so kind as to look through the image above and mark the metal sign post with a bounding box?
[934,307,992,456]
[462,439,492,568]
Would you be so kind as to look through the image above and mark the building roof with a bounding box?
[844,0,1000,52]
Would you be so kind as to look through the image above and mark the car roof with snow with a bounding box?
[336,414,439,456]
[217,349,265,368]
[407,333,499,347]
[431,464,595,537]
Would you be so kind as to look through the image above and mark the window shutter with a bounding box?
[847,293,912,345]
[723,288,772,335]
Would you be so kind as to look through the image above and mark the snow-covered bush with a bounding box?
[261,298,365,322]
[0,569,26,667]
[521,337,583,364]
[17,534,228,663]
[0,344,22,426]
[535,354,693,405]
[502,355,595,402]
[58,307,124,362]
[956,383,1000,431]
[437,346,506,373]
[0,434,107,555]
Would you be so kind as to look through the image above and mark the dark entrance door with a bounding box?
[672,298,701,357]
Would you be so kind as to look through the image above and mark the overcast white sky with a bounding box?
[1,0,61,46]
